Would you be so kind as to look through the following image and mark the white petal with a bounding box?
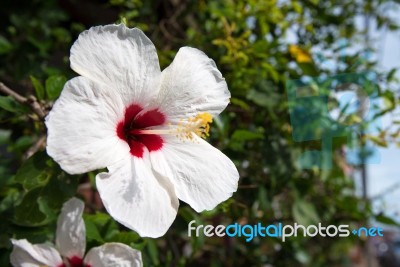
[70,24,161,105]
[84,243,142,267]
[56,198,86,260]
[10,239,63,267]
[96,154,179,238]
[45,76,130,174]
[150,135,239,212]
[156,47,230,122]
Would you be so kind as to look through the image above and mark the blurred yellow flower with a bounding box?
[289,44,312,63]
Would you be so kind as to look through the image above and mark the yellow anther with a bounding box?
[193,112,213,138]
[177,112,213,140]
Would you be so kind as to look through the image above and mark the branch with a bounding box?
[0,82,26,102]
[23,135,46,160]
[0,82,47,119]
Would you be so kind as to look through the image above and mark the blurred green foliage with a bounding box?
[0,0,400,266]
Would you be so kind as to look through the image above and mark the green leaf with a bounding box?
[230,97,250,110]
[111,232,145,250]
[14,175,78,227]
[146,239,160,265]
[13,136,34,152]
[292,1,303,14]
[84,213,119,241]
[292,199,320,226]
[45,75,67,100]
[375,214,400,226]
[14,152,50,190]
[0,188,20,213]
[0,96,25,113]
[231,129,264,142]
[14,156,79,227]
[14,187,50,226]
[367,135,387,147]
[387,68,397,82]
[84,213,117,230]
[0,129,11,144]
[9,224,52,245]
[381,90,396,111]
[30,76,45,100]
[247,90,270,108]
[0,35,12,54]
[297,62,318,76]
[229,129,264,152]
[83,216,104,243]
[40,171,79,212]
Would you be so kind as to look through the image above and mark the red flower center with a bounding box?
[116,104,165,158]
[58,256,90,267]
[70,256,88,267]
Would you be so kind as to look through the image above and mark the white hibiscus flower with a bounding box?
[45,24,239,238]
[10,198,142,267]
